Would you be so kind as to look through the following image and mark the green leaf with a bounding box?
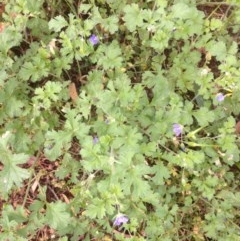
[74,90,92,119]
[123,4,145,32]
[5,97,25,118]
[48,15,68,32]
[55,153,81,183]
[140,142,157,156]
[58,237,69,241]
[0,26,23,53]
[101,15,119,34]
[121,164,152,199]
[150,29,170,51]
[44,130,72,161]
[19,62,36,81]
[26,0,45,12]
[29,200,45,213]
[151,162,170,185]
[0,153,30,192]
[85,198,106,219]
[79,4,92,13]
[52,56,72,76]
[171,3,193,20]
[2,205,27,223]
[207,40,227,61]
[96,41,123,70]
[193,107,215,126]
[0,132,30,195]
[27,18,50,41]
[64,109,90,138]
[0,70,8,86]
[45,201,71,229]
[19,54,50,82]
[210,18,223,31]
[33,81,66,110]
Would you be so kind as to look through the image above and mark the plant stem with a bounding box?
[22,149,42,208]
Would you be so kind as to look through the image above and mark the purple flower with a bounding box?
[173,123,183,137]
[113,214,129,226]
[216,93,224,102]
[93,136,99,145]
[89,34,99,45]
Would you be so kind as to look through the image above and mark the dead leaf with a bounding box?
[0,3,5,17]
[31,179,39,193]
[69,82,78,102]
[0,22,6,33]
[48,38,57,55]
[61,193,70,204]
[235,121,240,134]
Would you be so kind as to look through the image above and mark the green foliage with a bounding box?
[45,201,71,229]
[1,0,240,240]
[48,15,68,32]
[0,132,30,198]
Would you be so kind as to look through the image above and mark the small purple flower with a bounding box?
[93,136,99,145]
[173,123,183,137]
[89,34,99,45]
[113,214,129,226]
[216,93,224,102]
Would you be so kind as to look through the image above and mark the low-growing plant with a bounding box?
[0,0,240,240]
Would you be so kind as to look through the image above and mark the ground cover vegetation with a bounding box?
[0,0,240,240]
